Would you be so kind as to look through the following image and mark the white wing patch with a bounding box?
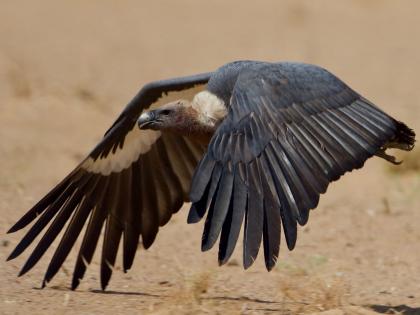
[82,126,161,175]
[82,83,208,176]
[149,84,208,110]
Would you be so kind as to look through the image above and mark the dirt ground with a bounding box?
[1,1,420,314]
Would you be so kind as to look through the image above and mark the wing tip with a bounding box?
[243,255,256,270]
[7,216,36,233]
[18,265,30,278]
[101,281,109,291]
[201,240,214,252]
[286,241,296,251]
[6,249,19,261]
[71,277,81,291]
[187,202,207,224]
[187,206,202,224]
[18,255,40,277]
[218,255,231,267]
[7,225,20,234]
[264,257,277,271]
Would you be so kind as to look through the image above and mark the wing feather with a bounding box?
[201,167,234,251]
[259,155,281,271]
[71,176,109,290]
[218,165,247,265]
[139,156,159,249]
[8,73,212,289]
[189,62,411,270]
[100,173,123,290]
[243,160,264,269]
[122,164,141,272]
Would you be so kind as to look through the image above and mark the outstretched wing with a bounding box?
[7,72,212,290]
[189,62,406,270]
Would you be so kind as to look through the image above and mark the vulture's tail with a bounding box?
[375,120,415,164]
[389,120,416,151]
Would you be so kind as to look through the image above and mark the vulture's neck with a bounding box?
[170,91,227,144]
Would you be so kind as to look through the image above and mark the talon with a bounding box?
[375,148,402,165]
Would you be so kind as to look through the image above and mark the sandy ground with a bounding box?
[1,1,420,314]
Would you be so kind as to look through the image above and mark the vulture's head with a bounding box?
[138,91,227,140]
[138,100,191,131]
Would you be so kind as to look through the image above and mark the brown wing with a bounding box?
[7,72,212,290]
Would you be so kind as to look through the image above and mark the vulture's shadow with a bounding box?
[204,296,284,313]
[34,286,163,298]
[206,295,279,304]
[90,289,162,298]
[369,304,420,315]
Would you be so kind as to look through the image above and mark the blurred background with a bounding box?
[1,1,419,314]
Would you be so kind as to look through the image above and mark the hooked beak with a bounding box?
[138,111,157,129]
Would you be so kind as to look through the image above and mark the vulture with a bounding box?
[7,61,415,290]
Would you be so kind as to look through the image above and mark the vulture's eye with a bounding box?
[160,109,171,116]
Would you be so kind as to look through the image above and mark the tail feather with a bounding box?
[375,120,415,164]
[388,121,416,151]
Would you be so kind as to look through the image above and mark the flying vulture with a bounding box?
[7,61,415,290]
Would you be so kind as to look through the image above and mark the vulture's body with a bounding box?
[7,61,415,290]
